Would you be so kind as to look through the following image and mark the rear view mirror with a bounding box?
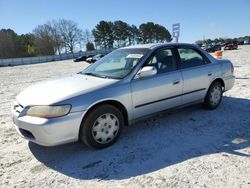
[136,66,157,78]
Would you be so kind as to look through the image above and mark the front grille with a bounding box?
[13,101,24,115]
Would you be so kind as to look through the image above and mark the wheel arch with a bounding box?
[79,99,129,136]
[210,78,225,91]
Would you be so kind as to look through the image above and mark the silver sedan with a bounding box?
[12,43,235,148]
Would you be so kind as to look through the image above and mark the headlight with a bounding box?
[26,105,71,118]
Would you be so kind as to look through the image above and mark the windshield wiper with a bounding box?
[83,72,108,78]
[79,72,121,79]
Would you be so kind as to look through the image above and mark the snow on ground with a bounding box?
[0,46,250,188]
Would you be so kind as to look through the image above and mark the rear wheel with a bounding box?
[80,104,124,149]
[203,81,223,109]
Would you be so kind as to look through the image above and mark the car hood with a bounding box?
[16,74,118,106]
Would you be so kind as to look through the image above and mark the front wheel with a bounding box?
[80,104,124,149]
[203,82,223,109]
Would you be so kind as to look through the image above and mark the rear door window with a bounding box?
[177,48,207,69]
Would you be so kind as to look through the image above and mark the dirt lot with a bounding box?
[0,46,250,188]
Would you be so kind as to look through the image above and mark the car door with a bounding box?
[176,47,214,105]
[131,48,183,119]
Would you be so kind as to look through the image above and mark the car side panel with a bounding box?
[217,59,235,91]
[58,82,134,121]
[181,63,221,105]
[131,71,183,119]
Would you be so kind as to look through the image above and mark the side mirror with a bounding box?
[136,66,157,79]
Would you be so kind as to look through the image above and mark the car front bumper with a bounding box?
[12,106,86,146]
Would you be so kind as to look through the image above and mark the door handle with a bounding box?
[208,72,212,76]
[173,79,180,85]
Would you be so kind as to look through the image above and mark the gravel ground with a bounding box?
[0,46,250,188]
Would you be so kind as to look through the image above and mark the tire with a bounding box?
[203,81,223,110]
[79,104,124,149]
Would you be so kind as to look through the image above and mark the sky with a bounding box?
[0,0,249,43]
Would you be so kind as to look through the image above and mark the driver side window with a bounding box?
[144,49,177,74]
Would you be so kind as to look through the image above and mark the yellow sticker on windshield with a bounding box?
[126,54,143,59]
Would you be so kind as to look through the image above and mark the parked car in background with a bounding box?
[205,44,222,53]
[74,55,88,62]
[244,40,250,44]
[12,43,235,149]
[86,54,105,63]
[238,41,244,45]
[74,55,94,62]
[224,42,238,50]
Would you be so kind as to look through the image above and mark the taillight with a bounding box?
[231,63,234,74]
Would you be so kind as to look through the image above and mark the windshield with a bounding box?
[82,48,149,79]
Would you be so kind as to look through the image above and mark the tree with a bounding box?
[139,22,172,43]
[83,29,93,43]
[128,25,141,45]
[18,33,36,57]
[92,20,172,48]
[154,24,172,42]
[195,40,203,47]
[33,19,82,55]
[204,39,212,44]
[47,20,63,54]
[57,19,83,53]
[92,21,114,49]
[33,24,57,55]
[113,20,130,47]
[0,29,36,58]
[139,22,155,43]
[27,44,36,56]
[0,29,17,58]
[86,42,95,51]
[83,29,94,50]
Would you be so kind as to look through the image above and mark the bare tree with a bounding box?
[33,24,56,55]
[83,29,94,43]
[47,20,63,54]
[57,19,83,53]
[82,29,94,51]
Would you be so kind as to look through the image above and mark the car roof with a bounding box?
[121,43,199,50]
